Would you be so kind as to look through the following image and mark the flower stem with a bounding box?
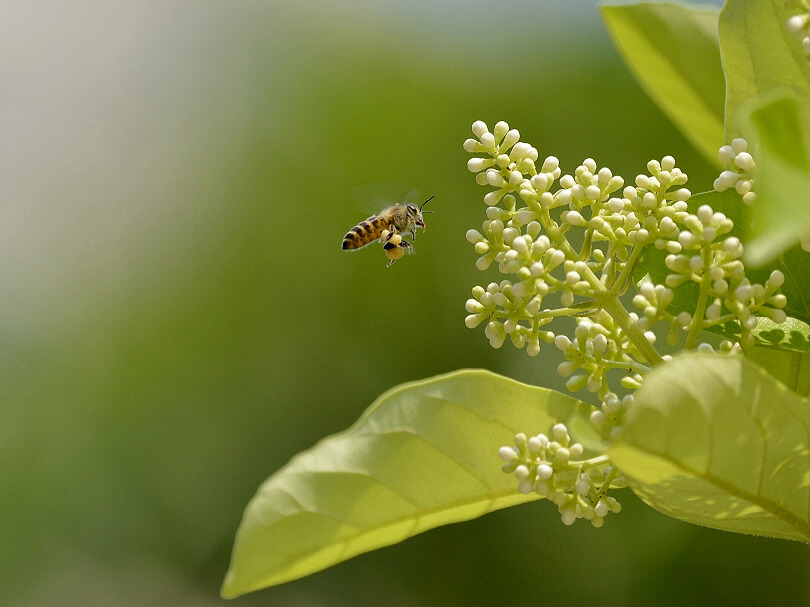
[577,262,664,367]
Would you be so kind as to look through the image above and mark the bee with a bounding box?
[341,195,434,265]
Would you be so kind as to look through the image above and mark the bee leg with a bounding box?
[384,236,412,267]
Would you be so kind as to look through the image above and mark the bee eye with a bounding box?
[407,204,418,214]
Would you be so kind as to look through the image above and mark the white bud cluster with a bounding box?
[713,138,757,205]
[590,392,634,439]
[498,424,621,528]
[463,122,694,367]
[553,315,632,400]
[662,209,786,344]
[465,281,555,356]
[464,121,789,388]
[787,6,810,55]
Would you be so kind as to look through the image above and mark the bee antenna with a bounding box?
[420,195,435,212]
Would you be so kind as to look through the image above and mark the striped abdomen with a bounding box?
[342,216,388,250]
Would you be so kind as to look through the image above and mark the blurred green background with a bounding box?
[3,1,809,605]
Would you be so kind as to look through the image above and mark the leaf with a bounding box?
[610,353,810,542]
[600,3,725,167]
[745,317,810,396]
[743,93,810,263]
[719,0,810,139]
[221,369,595,598]
[747,347,810,398]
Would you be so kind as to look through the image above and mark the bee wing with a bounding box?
[350,183,419,214]
[400,188,422,206]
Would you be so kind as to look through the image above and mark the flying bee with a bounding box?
[341,195,434,264]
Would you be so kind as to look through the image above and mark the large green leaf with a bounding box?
[719,0,810,139]
[743,93,810,263]
[610,353,810,542]
[600,3,725,167]
[222,370,594,598]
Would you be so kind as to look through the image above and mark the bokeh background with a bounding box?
[3,1,810,605]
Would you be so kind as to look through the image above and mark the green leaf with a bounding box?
[600,3,725,167]
[610,353,810,542]
[743,93,810,263]
[719,0,810,139]
[745,317,810,396]
[221,369,594,598]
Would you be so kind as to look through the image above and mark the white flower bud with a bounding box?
[557,361,577,377]
[465,298,485,313]
[498,446,518,462]
[553,447,570,464]
[518,480,534,494]
[718,145,735,164]
[486,170,505,187]
[463,138,480,152]
[735,151,755,171]
[541,156,560,173]
[502,128,520,149]
[536,463,553,480]
[466,229,484,244]
[471,120,489,138]
[465,313,486,329]
[565,210,585,226]
[510,142,531,160]
[592,333,608,356]
[493,120,510,141]
[731,138,748,154]
[561,509,577,526]
[734,284,752,301]
[483,191,503,206]
[552,423,569,442]
[495,154,511,168]
[590,410,606,425]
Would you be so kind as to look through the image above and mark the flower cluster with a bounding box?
[553,311,652,398]
[498,423,621,527]
[589,392,635,439]
[787,2,810,54]
[713,138,757,205]
[463,120,787,389]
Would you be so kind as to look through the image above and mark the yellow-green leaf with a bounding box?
[720,0,810,139]
[611,353,810,542]
[222,369,593,598]
[601,3,725,166]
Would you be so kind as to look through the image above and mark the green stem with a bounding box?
[684,246,712,350]
[580,454,611,468]
[599,358,651,374]
[609,242,644,296]
[578,263,665,367]
[598,465,619,492]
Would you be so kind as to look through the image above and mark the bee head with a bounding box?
[409,195,434,230]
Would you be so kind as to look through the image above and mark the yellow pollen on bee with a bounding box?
[385,247,405,263]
